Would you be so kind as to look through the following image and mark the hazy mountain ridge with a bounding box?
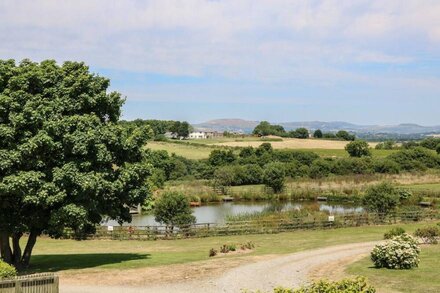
[193,119,440,135]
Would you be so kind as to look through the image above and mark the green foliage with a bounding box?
[436,144,440,155]
[289,128,309,139]
[212,166,235,194]
[263,162,285,193]
[208,149,237,166]
[0,260,17,279]
[388,147,440,171]
[253,121,286,136]
[371,234,420,269]
[313,129,323,138]
[420,137,440,150]
[414,226,440,244]
[153,192,196,229]
[362,182,400,216]
[336,130,356,141]
[345,140,371,157]
[272,277,375,293]
[375,140,396,150]
[384,227,405,239]
[372,159,400,174]
[0,59,150,268]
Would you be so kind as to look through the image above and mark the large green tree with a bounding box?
[0,59,151,269]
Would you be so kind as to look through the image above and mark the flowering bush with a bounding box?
[272,277,375,293]
[371,234,420,269]
[0,261,17,279]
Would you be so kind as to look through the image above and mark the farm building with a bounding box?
[189,130,223,139]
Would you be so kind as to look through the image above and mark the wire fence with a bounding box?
[61,210,440,241]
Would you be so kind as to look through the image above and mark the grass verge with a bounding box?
[346,244,440,293]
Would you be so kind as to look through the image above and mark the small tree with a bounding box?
[263,162,285,193]
[336,130,355,141]
[313,129,323,138]
[345,140,371,157]
[213,166,235,194]
[154,192,196,232]
[362,182,400,218]
[291,128,309,139]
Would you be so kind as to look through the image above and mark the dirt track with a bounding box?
[60,241,378,293]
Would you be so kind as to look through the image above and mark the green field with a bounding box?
[29,222,432,273]
[146,141,216,160]
[346,244,440,293]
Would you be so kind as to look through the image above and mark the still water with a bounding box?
[105,201,363,226]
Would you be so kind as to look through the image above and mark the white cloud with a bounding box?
[0,0,439,89]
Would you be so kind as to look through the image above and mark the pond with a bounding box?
[104,201,363,226]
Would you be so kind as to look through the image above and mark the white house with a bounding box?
[189,131,207,139]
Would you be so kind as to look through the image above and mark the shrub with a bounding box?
[345,140,371,157]
[209,248,217,257]
[0,261,17,279]
[153,192,196,230]
[362,182,400,218]
[371,234,420,269]
[240,241,255,250]
[384,227,406,239]
[263,162,286,193]
[414,226,440,244]
[273,276,375,293]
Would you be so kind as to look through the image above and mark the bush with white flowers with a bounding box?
[371,234,420,269]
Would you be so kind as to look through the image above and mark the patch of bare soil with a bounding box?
[308,253,368,281]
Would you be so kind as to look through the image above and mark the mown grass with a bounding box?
[28,222,434,273]
[346,244,440,293]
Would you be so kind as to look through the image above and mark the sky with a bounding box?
[1,0,440,125]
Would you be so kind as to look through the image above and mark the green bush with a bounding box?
[371,234,420,269]
[414,226,440,244]
[362,182,400,217]
[0,261,17,279]
[273,277,375,293]
[384,227,406,239]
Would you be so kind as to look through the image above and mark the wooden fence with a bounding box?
[0,273,58,293]
[62,210,440,241]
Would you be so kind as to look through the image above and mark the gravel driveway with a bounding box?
[61,241,378,293]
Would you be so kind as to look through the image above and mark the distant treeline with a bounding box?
[252,121,355,141]
[120,119,192,139]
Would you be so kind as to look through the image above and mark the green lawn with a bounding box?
[28,222,433,273]
[346,244,440,293]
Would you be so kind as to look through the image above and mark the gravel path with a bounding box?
[60,241,378,293]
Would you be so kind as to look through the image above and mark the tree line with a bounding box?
[252,121,355,140]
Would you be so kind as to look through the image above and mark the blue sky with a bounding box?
[1,0,440,125]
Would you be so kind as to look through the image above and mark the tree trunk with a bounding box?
[0,231,12,264]
[12,233,22,268]
[20,230,38,268]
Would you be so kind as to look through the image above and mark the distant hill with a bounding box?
[194,119,259,133]
[193,119,440,135]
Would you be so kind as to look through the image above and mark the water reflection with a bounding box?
[105,201,363,226]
